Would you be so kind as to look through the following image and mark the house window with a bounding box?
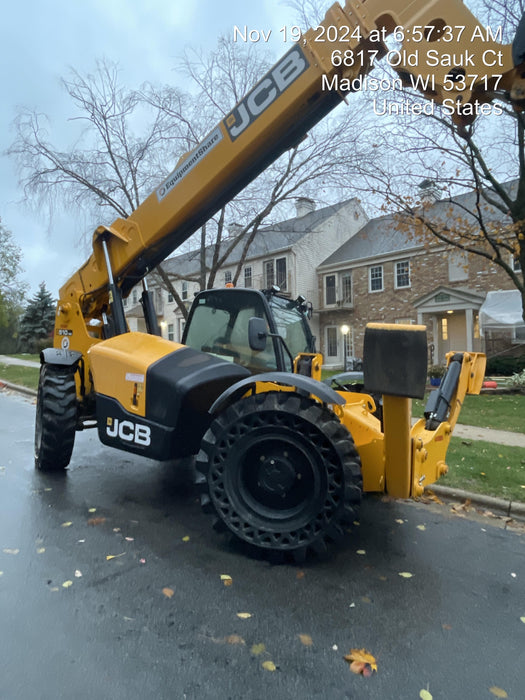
[180,319,186,341]
[449,251,468,282]
[224,270,232,285]
[123,297,128,308]
[132,289,138,304]
[325,275,336,305]
[369,265,383,292]
[513,255,522,272]
[167,291,174,303]
[441,318,448,340]
[181,281,188,301]
[244,266,252,288]
[396,318,414,325]
[167,323,174,342]
[276,257,287,291]
[341,273,352,304]
[326,327,338,357]
[395,260,411,289]
[264,260,275,288]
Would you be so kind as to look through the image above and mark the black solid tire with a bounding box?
[34,364,77,471]
[196,392,362,557]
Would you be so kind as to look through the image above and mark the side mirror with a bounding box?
[248,317,268,352]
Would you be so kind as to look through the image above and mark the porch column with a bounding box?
[465,308,473,352]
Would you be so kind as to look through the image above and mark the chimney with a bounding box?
[227,222,244,238]
[418,179,441,205]
[295,197,316,218]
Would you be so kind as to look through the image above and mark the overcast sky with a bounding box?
[0,0,297,298]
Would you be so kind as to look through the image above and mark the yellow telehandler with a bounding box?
[35,0,524,558]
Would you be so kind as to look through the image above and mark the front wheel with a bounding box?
[35,364,78,472]
[196,392,362,558]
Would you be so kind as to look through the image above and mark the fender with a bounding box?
[40,348,83,368]
[209,371,345,415]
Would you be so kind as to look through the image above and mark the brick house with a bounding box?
[317,188,524,368]
[125,196,367,342]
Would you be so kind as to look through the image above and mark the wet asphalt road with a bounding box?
[1,390,524,700]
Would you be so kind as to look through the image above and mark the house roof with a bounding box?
[319,183,514,269]
[161,197,358,276]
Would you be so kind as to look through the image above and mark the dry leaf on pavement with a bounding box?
[344,648,378,676]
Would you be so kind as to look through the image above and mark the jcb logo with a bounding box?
[106,418,151,447]
[224,45,308,141]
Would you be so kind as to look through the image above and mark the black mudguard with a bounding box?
[209,371,345,416]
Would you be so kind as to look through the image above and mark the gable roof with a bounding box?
[161,197,358,276]
[319,182,514,269]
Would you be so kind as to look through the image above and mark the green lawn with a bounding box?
[414,393,525,434]
[440,437,525,503]
[0,363,40,390]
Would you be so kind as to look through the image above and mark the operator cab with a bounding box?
[182,287,315,375]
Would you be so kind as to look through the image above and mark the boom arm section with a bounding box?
[58,0,519,326]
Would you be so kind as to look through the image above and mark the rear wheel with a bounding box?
[196,392,362,558]
[35,364,77,472]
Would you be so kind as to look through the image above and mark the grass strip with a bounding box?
[413,393,525,434]
[439,437,525,503]
[0,363,39,391]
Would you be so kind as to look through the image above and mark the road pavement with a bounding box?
[1,391,524,700]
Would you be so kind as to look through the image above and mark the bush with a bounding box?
[486,355,525,376]
[510,369,525,390]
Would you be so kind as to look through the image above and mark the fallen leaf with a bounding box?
[221,574,233,587]
[139,558,146,564]
[182,536,190,542]
[251,643,266,656]
[77,539,85,543]
[489,687,508,698]
[520,616,525,624]
[113,528,121,532]
[62,580,73,588]
[262,660,277,672]
[344,648,378,676]
[237,612,252,619]
[378,576,387,582]
[298,634,313,647]
[88,517,106,526]
[395,519,404,524]
[442,624,453,631]
[296,571,305,580]
[3,548,19,555]
[399,572,413,579]
[420,690,433,700]
[416,525,426,531]
[49,587,59,592]
[0,571,3,576]
[356,549,366,555]
[106,553,126,561]
[36,547,46,554]
[511,573,517,578]
[332,644,338,651]
[74,570,82,578]
[225,635,245,645]
[61,522,73,528]
[125,537,134,542]
[88,508,97,513]
[361,596,372,604]
[162,587,174,598]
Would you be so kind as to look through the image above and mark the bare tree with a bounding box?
[354,2,525,321]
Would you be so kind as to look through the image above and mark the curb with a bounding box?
[0,380,37,398]
[427,484,525,523]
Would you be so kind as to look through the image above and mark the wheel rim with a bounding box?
[207,409,344,549]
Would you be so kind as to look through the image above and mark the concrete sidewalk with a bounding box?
[0,354,39,368]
